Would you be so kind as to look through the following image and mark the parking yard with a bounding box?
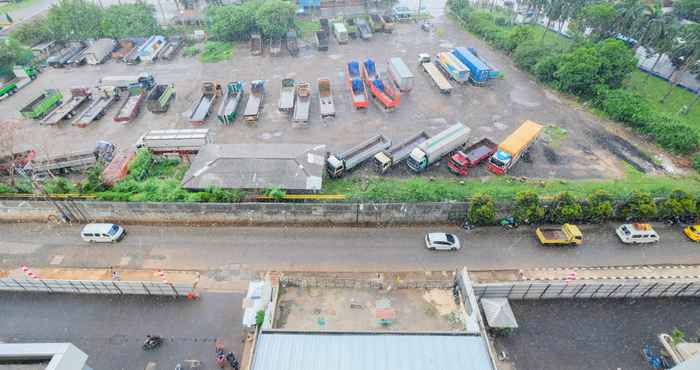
[2,11,650,181]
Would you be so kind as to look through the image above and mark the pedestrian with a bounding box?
[112,271,120,281]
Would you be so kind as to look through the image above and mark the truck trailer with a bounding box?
[41,88,91,125]
[327,134,392,178]
[114,89,145,123]
[28,141,114,176]
[374,131,430,174]
[292,82,311,125]
[346,61,368,109]
[435,51,469,84]
[136,129,212,155]
[361,58,400,111]
[73,88,118,127]
[278,78,295,113]
[146,84,175,113]
[217,81,244,125]
[99,73,155,90]
[189,82,221,125]
[318,78,335,119]
[419,54,452,94]
[243,80,265,124]
[387,57,414,92]
[20,89,63,119]
[407,123,471,172]
[487,120,543,175]
[84,39,117,65]
[452,47,492,86]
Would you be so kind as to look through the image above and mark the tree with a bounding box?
[512,191,544,224]
[467,194,496,225]
[43,177,77,194]
[660,24,700,103]
[614,0,646,39]
[549,192,583,223]
[595,39,637,89]
[101,4,160,39]
[658,189,696,220]
[207,3,257,41]
[618,190,657,220]
[583,189,614,223]
[554,44,602,96]
[674,0,700,22]
[639,11,679,81]
[0,39,31,77]
[576,2,617,41]
[47,0,103,41]
[255,0,295,38]
[10,18,52,46]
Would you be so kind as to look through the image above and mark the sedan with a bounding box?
[425,233,461,251]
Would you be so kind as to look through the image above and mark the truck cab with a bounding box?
[407,148,427,172]
[326,155,345,178]
[447,152,470,176]
[487,149,510,175]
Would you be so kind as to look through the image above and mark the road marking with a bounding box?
[119,256,131,266]
[49,255,64,265]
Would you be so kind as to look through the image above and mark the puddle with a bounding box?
[593,131,662,173]
[510,89,541,108]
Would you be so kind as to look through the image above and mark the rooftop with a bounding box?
[0,343,88,370]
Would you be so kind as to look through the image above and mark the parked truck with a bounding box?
[380,15,395,33]
[452,47,492,86]
[84,39,117,65]
[0,66,39,100]
[387,57,414,92]
[355,18,372,40]
[332,22,349,44]
[47,43,86,68]
[419,54,452,94]
[136,129,212,155]
[435,51,469,84]
[270,37,282,56]
[286,30,299,56]
[346,61,368,109]
[217,81,244,125]
[20,89,63,119]
[102,149,135,186]
[318,78,335,119]
[361,58,400,111]
[369,14,383,33]
[243,80,265,124]
[535,224,583,247]
[407,123,471,172]
[189,82,221,125]
[28,141,114,176]
[73,88,118,127]
[373,131,430,174]
[315,31,329,51]
[344,17,358,39]
[114,89,146,123]
[486,120,543,175]
[41,88,91,125]
[278,78,295,113]
[326,134,392,178]
[99,73,155,90]
[146,84,175,113]
[160,36,183,60]
[447,138,497,176]
[251,33,262,56]
[292,82,311,124]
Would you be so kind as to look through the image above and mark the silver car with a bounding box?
[425,232,461,251]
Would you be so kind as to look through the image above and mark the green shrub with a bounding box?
[693,154,700,173]
[43,177,76,194]
[512,191,544,224]
[555,44,602,97]
[199,186,242,203]
[533,55,561,83]
[583,189,614,223]
[255,310,265,327]
[657,189,696,220]
[183,45,201,57]
[548,192,583,223]
[593,87,652,127]
[618,191,657,221]
[265,186,286,201]
[644,118,700,155]
[467,193,496,225]
[80,165,106,193]
[14,180,33,194]
[513,40,556,72]
[0,183,12,193]
[199,41,232,63]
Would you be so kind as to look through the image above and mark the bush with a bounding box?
[693,154,700,173]
[657,189,696,220]
[199,186,242,203]
[183,46,201,57]
[255,0,296,38]
[199,41,232,63]
[548,192,583,223]
[80,165,105,193]
[11,19,52,45]
[207,2,257,41]
[533,55,561,83]
[0,183,12,193]
[512,191,544,224]
[14,180,33,194]
[43,177,77,194]
[513,40,557,72]
[583,189,614,223]
[618,191,657,221]
[644,119,700,155]
[101,3,161,39]
[255,310,265,327]
[265,186,286,201]
[593,87,652,127]
[467,194,496,225]
[595,39,637,89]
[555,44,602,97]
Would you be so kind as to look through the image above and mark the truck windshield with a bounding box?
[108,224,120,236]
[489,156,506,168]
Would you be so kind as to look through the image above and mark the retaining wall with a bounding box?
[0,277,195,296]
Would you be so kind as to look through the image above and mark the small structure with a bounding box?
[180,143,326,191]
[83,38,117,65]
[31,41,61,59]
[242,280,273,327]
[480,298,518,329]
[0,343,91,370]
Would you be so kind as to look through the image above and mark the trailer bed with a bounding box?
[41,93,90,125]
[114,91,144,123]
[30,151,96,175]
[461,138,498,166]
[318,78,335,119]
[292,83,311,123]
[278,79,295,112]
[191,96,214,121]
[73,94,117,127]
[387,131,430,164]
[422,62,452,94]
[217,82,243,125]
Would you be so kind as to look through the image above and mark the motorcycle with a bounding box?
[215,339,226,368]
[499,217,518,230]
[226,352,240,370]
[142,335,163,350]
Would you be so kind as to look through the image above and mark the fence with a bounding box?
[472,281,700,300]
[0,277,196,296]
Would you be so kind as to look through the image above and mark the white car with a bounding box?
[425,233,461,251]
[615,223,659,245]
[81,223,126,243]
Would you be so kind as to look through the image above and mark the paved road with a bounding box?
[1,223,699,272]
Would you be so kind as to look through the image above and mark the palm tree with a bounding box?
[614,0,645,38]
[638,12,679,81]
[662,24,700,107]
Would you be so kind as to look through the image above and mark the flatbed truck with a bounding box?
[447,138,497,176]
[20,89,63,120]
[28,141,114,176]
[318,78,335,119]
[487,120,543,175]
[217,81,244,125]
[536,224,583,247]
[278,78,295,113]
[243,80,265,124]
[419,54,452,94]
[407,123,471,172]
[292,82,311,125]
[327,134,392,178]
[374,131,430,174]
[114,89,145,123]
[189,82,221,125]
[136,129,212,155]
[41,88,91,125]
[73,88,118,127]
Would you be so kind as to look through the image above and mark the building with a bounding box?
[181,143,326,192]
[0,343,91,370]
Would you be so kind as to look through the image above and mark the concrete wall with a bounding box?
[0,200,469,225]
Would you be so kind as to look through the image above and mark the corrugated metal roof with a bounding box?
[252,332,493,370]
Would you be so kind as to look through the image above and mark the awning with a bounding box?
[480,298,518,329]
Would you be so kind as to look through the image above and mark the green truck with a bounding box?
[0,66,39,100]
[20,89,63,119]
[146,84,175,113]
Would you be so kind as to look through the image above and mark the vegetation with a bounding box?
[512,191,545,224]
[101,3,160,40]
[182,45,201,57]
[548,192,583,223]
[618,190,657,220]
[199,41,232,63]
[265,186,286,201]
[43,177,77,194]
[583,189,615,223]
[255,310,265,327]
[467,193,496,225]
[10,19,52,46]
[657,189,697,220]
[0,38,32,77]
[205,0,296,41]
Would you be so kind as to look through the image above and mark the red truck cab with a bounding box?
[448,138,497,176]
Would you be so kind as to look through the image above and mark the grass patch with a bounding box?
[182,45,201,57]
[542,125,568,149]
[199,41,232,63]
[295,19,320,39]
[624,70,700,136]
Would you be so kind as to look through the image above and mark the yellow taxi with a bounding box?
[683,225,700,242]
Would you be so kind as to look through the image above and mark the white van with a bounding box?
[81,223,126,243]
[616,223,659,245]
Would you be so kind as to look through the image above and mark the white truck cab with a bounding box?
[616,223,659,245]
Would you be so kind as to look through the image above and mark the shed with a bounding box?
[84,38,117,65]
[180,143,326,191]
[31,41,60,59]
[480,298,518,329]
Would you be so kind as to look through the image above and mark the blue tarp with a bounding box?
[351,78,364,93]
[363,59,376,77]
[372,79,384,92]
[348,61,360,78]
[298,0,319,7]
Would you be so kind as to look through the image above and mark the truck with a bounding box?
[99,73,155,91]
[286,30,299,56]
[419,54,452,94]
[373,131,430,174]
[0,150,36,175]
[452,47,492,86]
[41,88,91,126]
[346,61,368,109]
[73,88,118,127]
[28,141,115,176]
[344,17,358,39]
[486,120,543,175]
[467,47,500,79]
[292,82,311,124]
[326,134,392,178]
[387,57,414,92]
[320,18,330,34]
[332,22,349,44]
[535,224,583,247]
[380,15,395,33]
[270,37,282,56]
[355,18,372,40]
[84,39,117,65]
[361,58,400,111]
[217,81,244,125]
[278,78,295,113]
[114,89,146,123]
[243,80,265,124]
[136,129,212,155]
[250,33,262,56]
[189,82,221,125]
[160,36,183,60]
[369,14,383,33]
[102,149,135,186]
[318,78,335,119]
[315,31,329,51]
[447,138,497,176]
[145,84,175,113]
[47,43,86,68]
[20,89,63,119]
[0,66,39,100]
[407,123,471,173]
[435,51,469,84]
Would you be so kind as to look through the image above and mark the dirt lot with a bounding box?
[274,286,463,331]
[2,9,654,180]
